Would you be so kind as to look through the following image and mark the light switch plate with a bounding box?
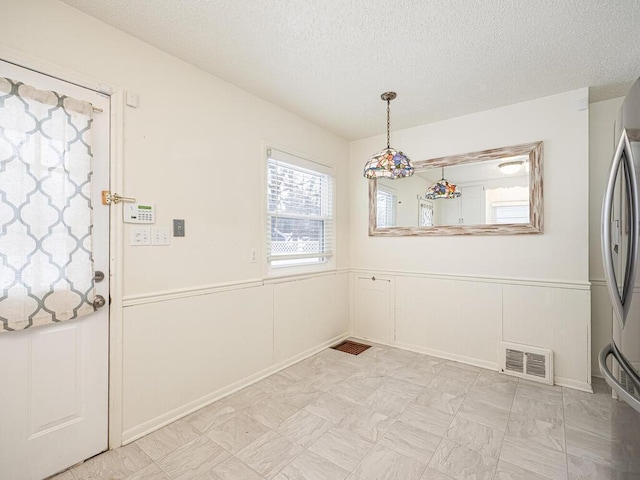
[173,219,185,237]
[152,227,171,246]
[130,227,150,246]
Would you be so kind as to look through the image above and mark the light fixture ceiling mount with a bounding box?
[498,160,525,175]
[363,91,414,179]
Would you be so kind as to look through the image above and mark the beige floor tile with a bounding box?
[308,426,374,471]
[377,348,419,365]
[473,370,517,387]
[182,401,238,434]
[378,376,425,398]
[346,367,388,391]
[270,383,323,409]
[428,439,498,480]
[205,412,271,454]
[329,378,379,404]
[435,362,480,382]
[244,397,300,429]
[199,456,265,480]
[254,372,297,394]
[272,450,349,480]
[351,444,426,480]
[419,467,456,479]
[379,420,442,462]
[426,375,472,397]
[276,409,332,447]
[457,396,511,430]
[506,410,564,453]
[157,436,230,480]
[407,356,448,376]
[567,454,617,480]
[72,443,153,480]
[225,384,274,411]
[415,389,465,416]
[445,416,504,457]
[363,387,414,418]
[236,430,304,479]
[495,459,552,480]
[465,383,516,410]
[420,467,456,480]
[499,437,567,480]
[304,392,358,424]
[338,405,395,442]
[127,463,171,480]
[398,403,454,436]
[135,418,200,461]
[388,366,437,387]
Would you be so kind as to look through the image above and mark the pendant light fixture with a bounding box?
[363,92,414,179]
[424,167,461,199]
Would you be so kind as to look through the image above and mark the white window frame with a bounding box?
[265,146,335,276]
[376,186,397,227]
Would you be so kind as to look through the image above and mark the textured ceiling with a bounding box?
[60,0,640,140]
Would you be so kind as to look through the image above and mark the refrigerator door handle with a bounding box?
[602,130,639,329]
[622,130,639,319]
[599,342,640,414]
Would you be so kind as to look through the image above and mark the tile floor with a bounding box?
[51,341,640,480]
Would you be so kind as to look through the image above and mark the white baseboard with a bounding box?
[349,336,499,372]
[121,332,350,444]
[555,376,592,393]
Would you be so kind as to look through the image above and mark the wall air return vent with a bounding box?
[499,342,553,385]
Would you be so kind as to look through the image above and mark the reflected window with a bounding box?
[377,188,396,227]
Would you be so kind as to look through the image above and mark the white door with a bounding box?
[0,61,110,480]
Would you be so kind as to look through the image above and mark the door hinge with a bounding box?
[101,190,136,205]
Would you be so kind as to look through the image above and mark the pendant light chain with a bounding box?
[386,98,391,149]
[362,91,414,179]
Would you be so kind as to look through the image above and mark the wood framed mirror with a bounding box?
[369,141,543,236]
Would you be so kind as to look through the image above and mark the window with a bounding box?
[491,201,530,224]
[376,188,396,227]
[266,148,334,270]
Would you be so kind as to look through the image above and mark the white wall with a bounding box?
[350,90,592,390]
[588,97,623,376]
[0,0,351,442]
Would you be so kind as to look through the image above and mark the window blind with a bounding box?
[376,189,396,227]
[266,148,334,268]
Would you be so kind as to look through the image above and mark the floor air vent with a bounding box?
[500,342,553,384]
[332,340,371,355]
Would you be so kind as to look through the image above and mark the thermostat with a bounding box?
[124,203,155,224]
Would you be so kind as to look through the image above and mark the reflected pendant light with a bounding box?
[425,167,461,199]
[363,92,414,179]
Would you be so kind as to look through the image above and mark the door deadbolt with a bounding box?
[94,271,105,283]
[93,295,106,309]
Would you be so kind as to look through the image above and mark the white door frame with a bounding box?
[0,45,126,450]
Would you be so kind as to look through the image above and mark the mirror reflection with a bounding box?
[376,155,530,228]
[368,141,543,236]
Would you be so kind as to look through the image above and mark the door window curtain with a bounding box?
[0,76,96,332]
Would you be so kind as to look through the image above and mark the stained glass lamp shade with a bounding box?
[363,92,414,179]
[364,148,413,179]
[425,167,461,199]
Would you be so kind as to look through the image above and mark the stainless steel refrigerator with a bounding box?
[599,77,640,413]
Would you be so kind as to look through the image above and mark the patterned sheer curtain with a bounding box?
[0,76,96,332]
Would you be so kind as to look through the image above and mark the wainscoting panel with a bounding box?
[122,284,275,435]
[273,272,350,363]
[121,272,351,443]
[354,275,395,344]
[503,283,591,389]
[395,276,502,367]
